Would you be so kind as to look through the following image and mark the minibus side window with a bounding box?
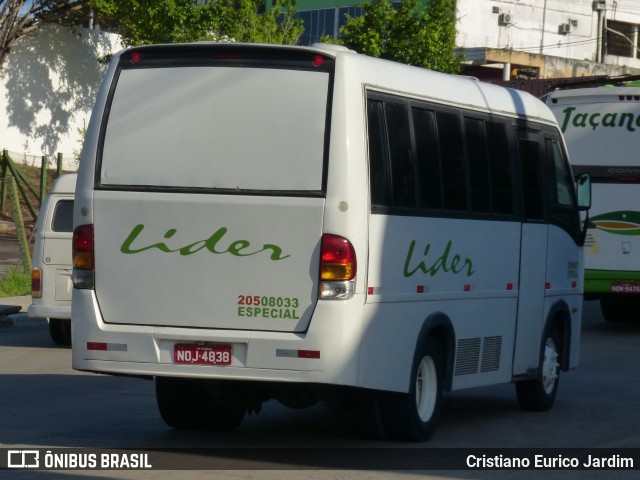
[412,107,442,210]
[487,122,514,215]
[384,102,415,208]
[367,100,391,208]
[546,137,581,238]
[436,111,467,211]
[548,139,575,207]
[519,139,545,221]
[465,117,490,213]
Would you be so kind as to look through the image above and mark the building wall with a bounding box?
[0,24,122,169]
[457,0,640,69]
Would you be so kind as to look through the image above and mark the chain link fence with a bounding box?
[0,149,77,282]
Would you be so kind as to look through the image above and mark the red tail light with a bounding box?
[320,235,356,281]
[31,269,42,298]
[73,224,94,270]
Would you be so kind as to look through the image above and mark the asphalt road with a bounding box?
[0,300,638,479]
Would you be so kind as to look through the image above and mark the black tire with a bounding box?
[49,318,71,346]
[380,336,444,442]
[516,323,561,411]
[352,389,388,440]
[600,297,635,322]
[155,377,246,431]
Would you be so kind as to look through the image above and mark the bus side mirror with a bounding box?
[576,173,591,211]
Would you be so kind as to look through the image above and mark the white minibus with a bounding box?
[547,87,640,321]
[72,43,590,441]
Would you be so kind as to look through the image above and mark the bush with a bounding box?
[0,269,31,297]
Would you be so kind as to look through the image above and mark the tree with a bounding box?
[212,0,302,45]
[323,0,460,74]
[90,0,303,46]
[0,0,91,67]
[89,0,216,46]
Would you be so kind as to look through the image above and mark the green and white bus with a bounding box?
[547,87,640,321]
[72,43,590,441]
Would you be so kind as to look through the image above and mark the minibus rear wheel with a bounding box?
[381,335,444,442]
[155,377,246,431]
[49,318,71,346]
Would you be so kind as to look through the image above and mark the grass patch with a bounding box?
[0,269,31,297]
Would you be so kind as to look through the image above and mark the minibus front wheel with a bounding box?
[515,322,561,411]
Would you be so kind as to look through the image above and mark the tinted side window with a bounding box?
[413,107,442,209]
[548,139,575,207]
[384,103,415,208]
[437,111,466,211]
[52,200,74,233]
[487,122,514,215]
[367,100,390,208]
[547,138,580,237]
[465,118,490,213]
[519,139,545,221]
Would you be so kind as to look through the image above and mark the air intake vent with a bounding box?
[481,336,502,372]
[455,336,503,376]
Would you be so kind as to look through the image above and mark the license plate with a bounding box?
[173,344,232,365]
[611,282,640,294]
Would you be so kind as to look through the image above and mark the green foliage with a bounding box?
[0,269,31,298]
[210,0,303,45]
[90,0,303,46]
[321,0,460,74]
[0,1,91,67]
[90,0,216,45]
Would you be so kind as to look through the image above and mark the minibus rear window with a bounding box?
[99,57,331,194]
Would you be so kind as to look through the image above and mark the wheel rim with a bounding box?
[542,338,560,394]
[415,356,438,422]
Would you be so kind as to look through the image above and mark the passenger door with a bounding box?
[513,130,549,376]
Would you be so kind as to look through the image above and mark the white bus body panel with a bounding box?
[586,183,640,272]
[547,87,640,298]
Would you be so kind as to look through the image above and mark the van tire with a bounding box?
[49,319,71,346]
[155,377,246,431]
[516,324,561,411]
[381,336,444,442]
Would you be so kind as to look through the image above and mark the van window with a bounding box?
[100,66,330,192]
[52,200,74,232]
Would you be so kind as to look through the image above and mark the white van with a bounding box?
[29,173,76,345]
[72,43,590,440]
